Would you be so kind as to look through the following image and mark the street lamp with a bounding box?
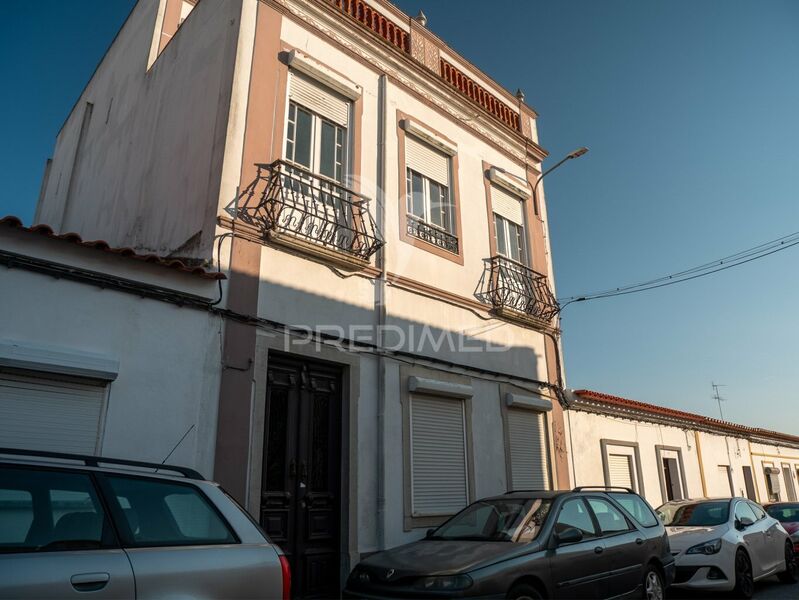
[531,147,588,215]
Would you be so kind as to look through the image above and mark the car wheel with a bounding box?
[642,564,664,600]
[778,540,798,584]
[507,583,544,600]
[733,548,755,599]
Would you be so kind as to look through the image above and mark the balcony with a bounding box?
[406,214,459,254]
[482,256,559,325]
[233,160,383,270]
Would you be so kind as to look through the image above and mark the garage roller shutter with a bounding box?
[507,408,548,490]
[410,396,468,516]
[288,71,349,127]
[608,454,634,490]
[0,373,105,454]
[406,135,450,186]
[492,184,525,225]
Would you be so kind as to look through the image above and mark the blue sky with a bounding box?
[2,1,798,431]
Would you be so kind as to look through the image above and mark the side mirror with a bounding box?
[425,528,436,539]
[736,517,754,530]
[554,527,584,545]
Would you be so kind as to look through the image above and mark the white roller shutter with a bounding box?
[608,454,634,490]
[410,396,468,515]
[288,71,349,127]
[0,373,105,454]
[406,135,450,186]
[507,408,548,490]
[492,184,524,225]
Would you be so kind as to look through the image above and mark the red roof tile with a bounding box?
[0,216,225,280]
[573,389,799,446]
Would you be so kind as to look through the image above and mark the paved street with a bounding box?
[668,576,797,599]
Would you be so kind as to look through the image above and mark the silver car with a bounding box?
[658,497,797,598]
[0,448,288,599]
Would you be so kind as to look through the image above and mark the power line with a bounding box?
[559,229,799,306]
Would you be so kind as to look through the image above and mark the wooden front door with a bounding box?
[260,355,342,598]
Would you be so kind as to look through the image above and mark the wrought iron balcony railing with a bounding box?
[406,214,459,254]
[234,160,383,266]
[485,255,559,323]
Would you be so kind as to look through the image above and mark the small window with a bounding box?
[587,497,632,535]
[608,492,659,528]
[554,498,597,540]
[494,214,526,264]
[607,453,635,490]
[106,476,236,547]
[0,467,112,553]
[764,467,782,502]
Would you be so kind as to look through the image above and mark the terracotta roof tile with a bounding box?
[0,216,225,280]
[573,389,799,446]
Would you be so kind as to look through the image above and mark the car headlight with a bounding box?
[686,538,723,555]
[414,575,473,591]
[347,567,371,587]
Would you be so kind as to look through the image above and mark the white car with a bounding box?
[658,497,797,598]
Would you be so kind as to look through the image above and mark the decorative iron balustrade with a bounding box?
[235,160,383,263]
[406,214,459,254]
[486,255,559,322]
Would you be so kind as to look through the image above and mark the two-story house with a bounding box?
[35,0,569,594]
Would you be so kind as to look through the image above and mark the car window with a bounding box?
[608,492,659,527]
[749,503,766,520]
[658,501,730,526]
[766,504,799,522]
[554,498,597,540]
[734,501,758,524]
[433,498,551,542]
[0,466,112,553]
[587,497,632,535]
[106,476,236,547]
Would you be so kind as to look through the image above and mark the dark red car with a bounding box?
[766,503,799,553]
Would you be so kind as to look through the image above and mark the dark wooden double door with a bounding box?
[260,355,342,598]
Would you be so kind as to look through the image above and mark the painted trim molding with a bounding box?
[400,118,457,155]
[0,339,119,381]
[599,438,646,496]
[287,49,362,99]
[408,375,473,399]
[505,392,552,412]
[488,167,529,198]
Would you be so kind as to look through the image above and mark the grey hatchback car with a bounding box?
[0,448,288,599]
[345,487,674,599]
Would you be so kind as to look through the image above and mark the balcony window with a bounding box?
[404,135,458,253]
[494,214,525,264]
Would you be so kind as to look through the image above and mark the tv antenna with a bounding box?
[711,382,727,420]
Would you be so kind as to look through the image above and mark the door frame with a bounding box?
[249,331,360,585]
[655,445,689,504]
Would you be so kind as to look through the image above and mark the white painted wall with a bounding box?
[36,0,245,259]
[567,405,799,509]
[0,230,222,476]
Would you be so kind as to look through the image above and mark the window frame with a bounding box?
[284,100,349,184]
[95,473,240,549]
[493,212,527,265]
[396,110,463,265]
[600,439,645,495]
[405,167,455,235]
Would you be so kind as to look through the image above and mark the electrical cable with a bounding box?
[559,229,799,306]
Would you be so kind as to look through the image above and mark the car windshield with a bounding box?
[431,498,552,542]
[658,501,730,527]
[766,504,799,522]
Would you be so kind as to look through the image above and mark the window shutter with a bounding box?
[410,396,468,516]
[406,135,449,186]
[288,71,349,127]
[608,454,634,490]
[507,408,548,490]
[0,373,105,454]
[492,184,524,225]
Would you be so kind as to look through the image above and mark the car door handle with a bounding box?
[635,538,644,545]
[71,573,110,592]
[594,546,604,554]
